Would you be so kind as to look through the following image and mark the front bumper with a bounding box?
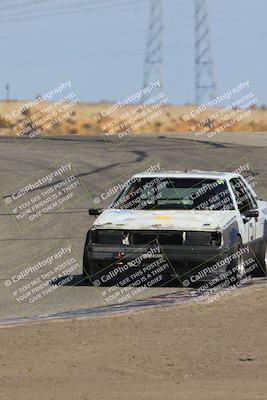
[85,243,231,284]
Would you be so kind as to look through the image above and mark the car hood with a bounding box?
[93,209,238,232]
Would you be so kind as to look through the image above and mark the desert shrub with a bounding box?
[0,115,9,128]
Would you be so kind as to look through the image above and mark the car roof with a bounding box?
[132,170,241,180]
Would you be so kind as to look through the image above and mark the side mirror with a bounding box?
[89,208,103,216]
[243,209,259,219]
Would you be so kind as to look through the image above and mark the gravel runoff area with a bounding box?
[0,279,266,400]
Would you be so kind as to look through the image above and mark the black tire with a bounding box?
[226,237,245,283]
[252,239,267,277]
[82,244,93,285]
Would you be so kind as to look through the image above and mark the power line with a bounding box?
[0,0,55,11]
[0,0,147,23]
[0,0,114,13]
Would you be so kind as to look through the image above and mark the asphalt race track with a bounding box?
[1,132,267,322]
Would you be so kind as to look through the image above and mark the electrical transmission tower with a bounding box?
[142,0,163,102]
[5,83,10,101]
[195,0,217,104]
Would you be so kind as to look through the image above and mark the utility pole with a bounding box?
[142,0,164,102]
[195,0,217,104]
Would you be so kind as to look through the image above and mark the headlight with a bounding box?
[89,229,98,244]
[185,231,221,246]
[210,232,222,246]
[91,230,124,244]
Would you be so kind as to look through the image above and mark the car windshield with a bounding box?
[111,177,235,211]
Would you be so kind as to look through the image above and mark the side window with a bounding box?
[241,178,258,208]
[230,178,254,213]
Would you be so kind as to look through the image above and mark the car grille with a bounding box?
[91,230,221,247]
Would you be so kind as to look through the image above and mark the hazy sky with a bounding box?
[1,0,266,105]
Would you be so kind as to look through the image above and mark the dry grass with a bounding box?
[0,100,267,137]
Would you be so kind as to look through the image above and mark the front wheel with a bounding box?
[252,239,267,277]
[83,245,93,285]
[226,237,245,283]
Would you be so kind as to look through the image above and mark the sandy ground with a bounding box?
[0,281,267,400]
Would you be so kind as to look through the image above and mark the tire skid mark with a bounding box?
[0,279,265,326]
[0,289,194,326]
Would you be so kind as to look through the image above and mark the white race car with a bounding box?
[83,170,267,286]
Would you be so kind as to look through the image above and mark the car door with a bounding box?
[229,177,256,244]
[240,176,266,241]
